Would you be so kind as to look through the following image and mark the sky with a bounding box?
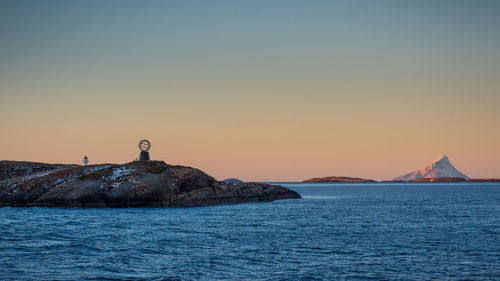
[1,0,499,181]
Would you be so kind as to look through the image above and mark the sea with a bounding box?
[0,182,499,280]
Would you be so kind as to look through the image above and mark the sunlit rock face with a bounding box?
[393,155,469,182]
[0,161,300,207]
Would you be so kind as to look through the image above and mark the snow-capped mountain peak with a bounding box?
[393,155,469,181]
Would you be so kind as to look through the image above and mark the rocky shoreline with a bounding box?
[0,161,300,208]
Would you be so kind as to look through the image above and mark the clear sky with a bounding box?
[1,0,499,181]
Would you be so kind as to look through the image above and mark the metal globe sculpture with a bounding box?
[138,139,151,161]
[138,139,151,152]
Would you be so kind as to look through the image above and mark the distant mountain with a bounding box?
[304,176,376,183]
[393,155,468,182]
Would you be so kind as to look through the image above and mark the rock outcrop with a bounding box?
[222,178,243,184]
[0,161,300,208]
[303,176,376,183]
[0,161,77,181]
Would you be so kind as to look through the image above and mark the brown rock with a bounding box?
[303,176,376,183]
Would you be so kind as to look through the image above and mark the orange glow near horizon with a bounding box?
[1,91,499,181]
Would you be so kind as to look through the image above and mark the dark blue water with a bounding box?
[1,183,499,280]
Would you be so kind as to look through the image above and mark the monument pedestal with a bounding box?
[139,151,150,161]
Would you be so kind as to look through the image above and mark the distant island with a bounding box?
[0,160,300,208]
[303,155,499,183]
[303,176,376,183]
[304,176,500,183]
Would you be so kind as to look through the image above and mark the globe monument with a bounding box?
[138,139,151,161]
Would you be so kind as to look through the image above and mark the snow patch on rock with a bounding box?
[87,165,111,173]
[109,167,133,181]
[24,170,53,180]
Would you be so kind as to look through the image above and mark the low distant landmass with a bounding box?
[303,176,376,183]
[465,178,500,182]
[0,160,300,208]
[411,177,500,183]
[411,177,466,182]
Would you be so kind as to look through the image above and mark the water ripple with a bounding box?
[0,183,499,280]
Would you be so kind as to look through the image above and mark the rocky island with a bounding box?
[0,161,300,208]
